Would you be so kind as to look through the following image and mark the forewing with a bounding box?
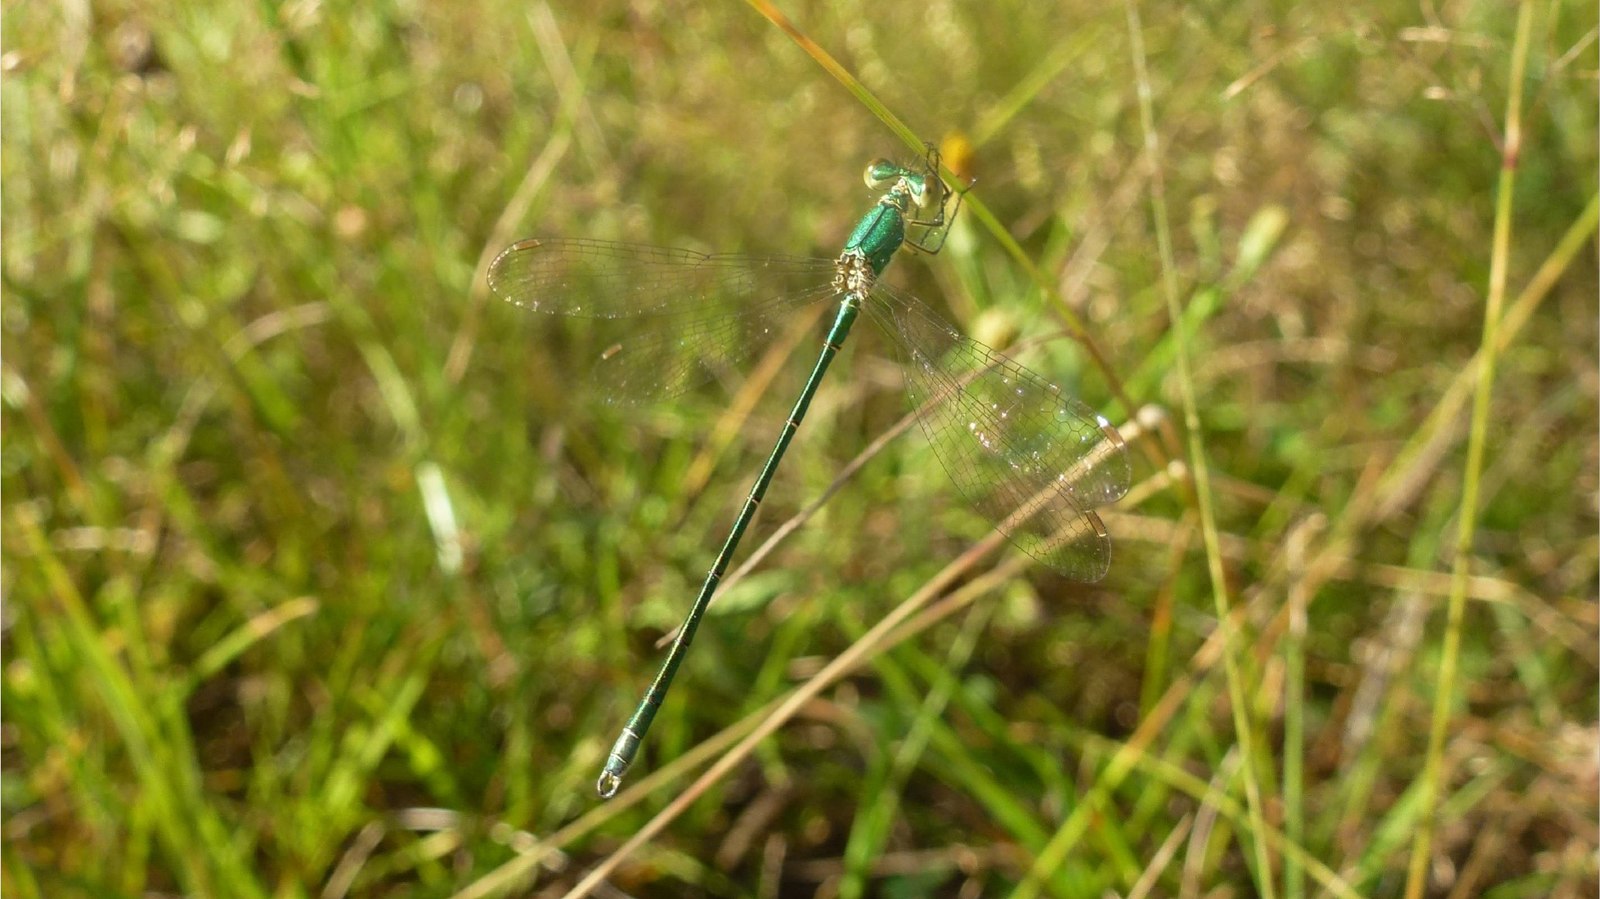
[865,282,1131,580]
[487,238,840,404]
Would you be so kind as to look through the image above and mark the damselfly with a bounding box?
[487,147,1130,798]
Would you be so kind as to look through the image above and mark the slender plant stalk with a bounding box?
[1119,1,1277,895]
[1373,189,1598,521]
[1403,2,1536,896]
[743,0,921,151]
[1283,521,1318,899]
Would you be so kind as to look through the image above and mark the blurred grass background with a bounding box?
[3,0,1597,896]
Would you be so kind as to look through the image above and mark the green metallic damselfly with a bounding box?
[488,148,1130,798]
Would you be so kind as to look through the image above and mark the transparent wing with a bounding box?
[487,238,841,404]
[864,282,1131,581]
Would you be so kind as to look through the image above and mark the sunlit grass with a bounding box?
[4,1,1597,897]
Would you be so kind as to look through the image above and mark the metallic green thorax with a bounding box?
[595,159,941,798]
[843,199,908,275]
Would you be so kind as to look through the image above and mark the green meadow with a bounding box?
[4,1,1596,896]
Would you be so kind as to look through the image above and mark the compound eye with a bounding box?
[863,159,900,190]
[912,173,944,209]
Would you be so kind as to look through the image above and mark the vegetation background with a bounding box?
[4,0,1596,896]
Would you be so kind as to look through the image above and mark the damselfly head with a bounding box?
[865,158,941,211]
[914,167,946,210]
